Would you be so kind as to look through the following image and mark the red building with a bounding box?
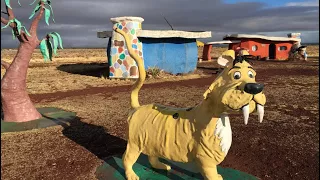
[223,34,301,60]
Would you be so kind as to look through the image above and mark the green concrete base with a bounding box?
[1,107,77,133]
[96,154,258,180]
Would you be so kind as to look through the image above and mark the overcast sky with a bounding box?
[1,0,319,48]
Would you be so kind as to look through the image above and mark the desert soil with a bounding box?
[1,47,319,180]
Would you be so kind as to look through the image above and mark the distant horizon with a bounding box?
[1,31,319,49]
[2,41,319,49]
[1,43,319,50]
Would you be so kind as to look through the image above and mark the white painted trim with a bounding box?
[206,40,241,44]
[224,34,301,42]
[97,30,212,39]
[110,16,144,23]
[137,30,212,39]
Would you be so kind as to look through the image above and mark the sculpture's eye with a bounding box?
[248,70,254,78]
[233,71,241,80]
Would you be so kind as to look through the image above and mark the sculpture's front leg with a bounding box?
[195,157,223,180]
[194,130,226,180]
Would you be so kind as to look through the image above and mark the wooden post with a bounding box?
[202,44,212,61]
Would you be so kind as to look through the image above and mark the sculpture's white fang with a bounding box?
[242,105,250,125]
[257,104,264,123]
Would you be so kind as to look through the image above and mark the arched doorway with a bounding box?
[269,43,276,59]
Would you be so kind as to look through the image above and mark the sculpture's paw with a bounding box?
[155,163,171,170]
[148,156,171,171]
[164,164,171,171]
[151,163,171,171]
[205,174,223,180]
[125,172,139,180]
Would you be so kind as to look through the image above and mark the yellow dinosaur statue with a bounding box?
[114,27,266,180]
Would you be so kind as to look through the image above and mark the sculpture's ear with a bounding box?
[217,50,235,67]
[217,55,233,67]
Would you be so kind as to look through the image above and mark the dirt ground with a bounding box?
[1,47,319,180]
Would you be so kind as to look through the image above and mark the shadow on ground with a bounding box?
[196,66,221,74]
[47,116,127,160]
[57,63,109,78]
[97,154,205,180]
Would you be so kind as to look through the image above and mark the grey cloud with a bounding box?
[1,0,319,48]
[285,0,319,7]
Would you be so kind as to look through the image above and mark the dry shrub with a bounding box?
[146,66,162,78]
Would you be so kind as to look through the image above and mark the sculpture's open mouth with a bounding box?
[226,100,265,125]
[240,102,264,125]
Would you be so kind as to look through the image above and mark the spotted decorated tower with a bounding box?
[108,17,144,79]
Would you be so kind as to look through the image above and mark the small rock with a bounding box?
[292,105,299,109]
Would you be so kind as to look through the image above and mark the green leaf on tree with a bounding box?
[39,39,50,61]
[2,19,31,38]
[50,32,63,49]
[49,33,59,55]
[11,30,16,39]
[29,4,41,19]
[1,19,14,30]
[46,4,55,23]
[46,39,53,61]
[22,26,31,36]
[14,19,22,35]
[5,0,12,9]
[29,0,37,5]
[44,7,51,25]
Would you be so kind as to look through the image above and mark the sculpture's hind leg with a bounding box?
[148,156,171,170]
[122,143,141,180]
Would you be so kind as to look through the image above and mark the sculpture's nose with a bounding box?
[244,83,264,95]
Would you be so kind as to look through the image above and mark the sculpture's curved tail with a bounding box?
[113,27,146,109]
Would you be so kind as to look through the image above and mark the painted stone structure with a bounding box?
[107,17,144,78]
[99,16,211,78]
[223,33,301,61]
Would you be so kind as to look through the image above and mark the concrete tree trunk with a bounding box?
[2,42,42,122]
[1,2,47,122]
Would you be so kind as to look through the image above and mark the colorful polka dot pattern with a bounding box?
[109,21,143,78]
